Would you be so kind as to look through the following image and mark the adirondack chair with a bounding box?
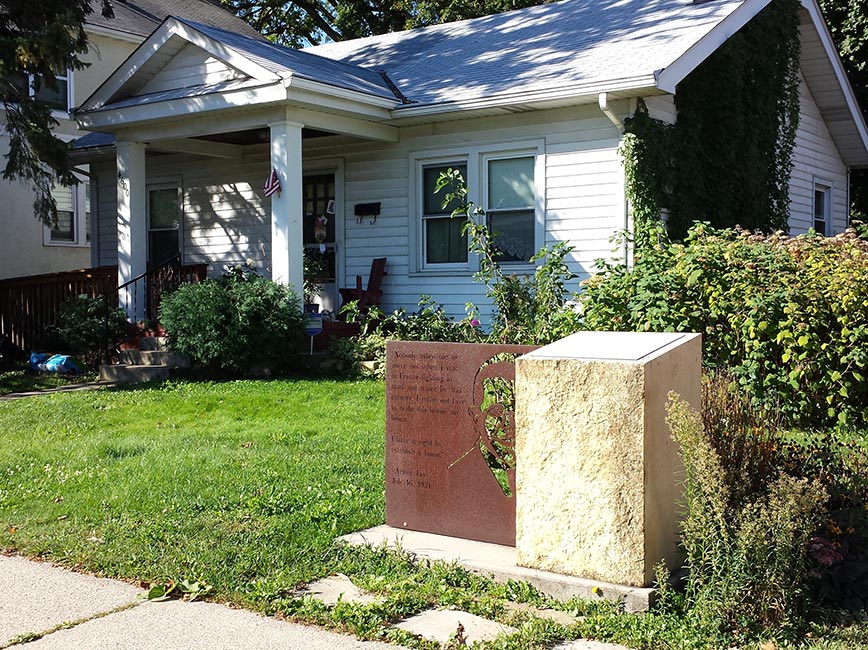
[339,257,386,316]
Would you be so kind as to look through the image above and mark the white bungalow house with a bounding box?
[73,0,868,322]
[0,0,262,281]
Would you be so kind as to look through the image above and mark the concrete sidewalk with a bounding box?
[0,555,405,650]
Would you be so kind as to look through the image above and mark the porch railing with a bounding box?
[0,266,117,352]
[0,260,208,354]
[99,256,208,364]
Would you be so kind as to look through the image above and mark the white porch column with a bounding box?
[268,119,304,292]
[116,140,147,322]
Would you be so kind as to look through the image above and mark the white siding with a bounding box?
[644,95,677,124]
[94,161,118,267]
[94,105,626,321]
[94,153,270,276]
[138,44,246,95]
[305,105,624,319]
[789,74,849,234]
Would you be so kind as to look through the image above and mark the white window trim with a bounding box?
[19,69,73,117]
[418,155,471,272]
[409,139,545,276]
[813,178,834,236]
[43,170,90,248]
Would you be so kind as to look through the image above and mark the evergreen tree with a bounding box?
[0,0,113,225]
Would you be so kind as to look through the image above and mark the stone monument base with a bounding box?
[339,525,656,613]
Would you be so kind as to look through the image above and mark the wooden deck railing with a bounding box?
[0,263,208,353]
[0,266,118,352]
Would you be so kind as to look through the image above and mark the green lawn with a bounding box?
[0,378,385,605]
[0,363,98,396]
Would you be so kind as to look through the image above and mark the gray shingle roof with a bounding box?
[304,0,745,107]
[87,0,264,40]
[178,19,397,100]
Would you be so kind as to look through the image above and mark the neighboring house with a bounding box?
[72,0,868,322]
[0,0,261,280]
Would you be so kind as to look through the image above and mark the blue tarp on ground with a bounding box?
[29,352,86,374]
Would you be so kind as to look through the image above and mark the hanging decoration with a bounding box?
[263,168,281,197]
[313,215,328,243]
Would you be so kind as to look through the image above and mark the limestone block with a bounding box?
[515,331,700,587]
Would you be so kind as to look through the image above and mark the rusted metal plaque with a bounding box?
[385,341,537,546]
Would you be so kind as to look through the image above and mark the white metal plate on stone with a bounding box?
[521,331,690,362]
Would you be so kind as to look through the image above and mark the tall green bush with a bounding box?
[160,272,304,373]
[667,394,827,637]
[582,225,868,428]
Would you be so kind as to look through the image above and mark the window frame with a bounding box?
[419,158,470,270]
[146,183,184,267]
[16,69,73,116]
[409,140,544,275]
[482,151,540,265]
[43,169,90,248]
[813,179,834,236]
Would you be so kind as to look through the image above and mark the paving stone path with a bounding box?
[302,573,629,649]
[1,555,631,649]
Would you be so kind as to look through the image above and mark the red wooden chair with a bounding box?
[339,257,386,316]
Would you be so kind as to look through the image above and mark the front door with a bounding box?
[303,174,337,313]
[147,184,182,267]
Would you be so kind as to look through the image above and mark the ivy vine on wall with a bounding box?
[622,0,802,244]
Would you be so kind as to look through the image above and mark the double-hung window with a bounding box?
[414,142,542,273]
[45,174,90,246]
[813,181,832,236]
[10,70,71,113]
[484,155,536,263]
[421,162,468,267]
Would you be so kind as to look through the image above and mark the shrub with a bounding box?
[779,427,868,611]
[331,296,483,376]
[437,168,583,345]
[159,272,304,373]
[55,294,128,365]
[582,225,868,428]
[667,393,827,637]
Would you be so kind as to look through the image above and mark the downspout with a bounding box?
[598,92,631,267]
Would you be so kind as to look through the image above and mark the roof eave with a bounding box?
[798,0,868,168]
[655,0,773,94]
[390,75,660,122]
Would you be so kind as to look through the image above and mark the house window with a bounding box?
[10,70,71,112]
[45,175,90,246]
[813,182,832,236]
[422,162,468,266]
[413,142,543,274]
[148,186,182,266]
[485,155,536,263]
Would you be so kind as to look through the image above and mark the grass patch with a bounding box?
[0,362,97,396]
[0,378,385,605]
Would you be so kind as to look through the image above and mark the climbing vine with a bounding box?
[622,0,802,244]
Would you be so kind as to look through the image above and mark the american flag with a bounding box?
[263,168,281,197]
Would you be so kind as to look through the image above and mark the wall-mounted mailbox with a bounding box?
[354,202,381,224]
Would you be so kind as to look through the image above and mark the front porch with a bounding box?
[74,17,399,322]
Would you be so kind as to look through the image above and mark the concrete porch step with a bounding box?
[119,349,189,368]
[137,336,170,352]
[99,364,170,384]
